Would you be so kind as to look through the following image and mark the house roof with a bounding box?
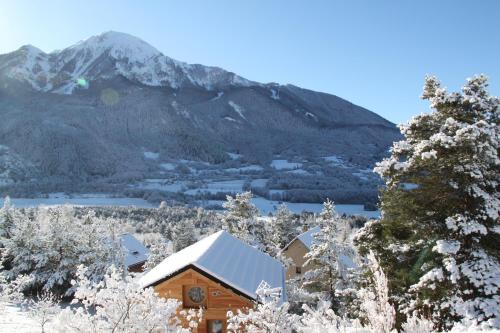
[283,226,357,270]
[120,233,149,268]
[296,226,321,250]
[284,226,321,251]
[139,230,286,302]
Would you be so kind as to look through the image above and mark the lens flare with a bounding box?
[100,88,120,106]
[76,78,88,88]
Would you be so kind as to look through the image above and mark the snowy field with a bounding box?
[0,302,52,333]
[184,179,246,195]
[270,159,303,170]
[0,192,379,218]
[205,197,380,218]
[135,179,188,192]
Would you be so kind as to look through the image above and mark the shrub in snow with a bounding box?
[401,313,434,333]
[297,300,370,333]
[26,291,60,333]
[56,265,201,333]
[358,251,396,333]
[357,75,499,330]
[227,284,297,333]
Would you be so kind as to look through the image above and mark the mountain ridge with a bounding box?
[0,31,400,204]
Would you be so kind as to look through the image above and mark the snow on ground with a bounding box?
[286,169,310,175]
[143,151,159,160]
[225,165,264,172]
[205,197,380,218]
[0,302,48,333]
[228,101,246,120]
[160,163,176,170]
[227,152,242,160]
[211,91,224,101]
[135,179,187,192]
[323,155,349,168]
[250,178,268,188]
[185,180,245,195]
[270,159,303,170]
[270,89,279,100]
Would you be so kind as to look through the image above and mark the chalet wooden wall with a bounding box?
[154,268,254,333]
[283,240,313,279]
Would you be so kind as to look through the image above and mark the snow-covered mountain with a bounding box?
[1,31,252,94]
[0,31,401,203]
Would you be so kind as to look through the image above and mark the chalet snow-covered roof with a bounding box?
[120,233,149,268]
[284,226,321,251]
[284,226,357,269]
[140,230,286,302]
[296,226,321,250]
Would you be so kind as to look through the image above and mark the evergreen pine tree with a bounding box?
[173,219,196,252]
[302,200,351,311]
[222,192,260,246]
[271,203,294,249]
[356,75,499,330]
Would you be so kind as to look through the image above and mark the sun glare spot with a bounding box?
[100,88,120,106]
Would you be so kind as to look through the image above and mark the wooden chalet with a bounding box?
[140,230,286,333]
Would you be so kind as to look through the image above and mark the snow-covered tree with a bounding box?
[302,200,352,311]
[1,206,124,296]
[56,265,201,333]
[27,291,60,333]
[0,196,15,242]
[227,283,297,333]
[358,251,396,333]
[400,313,434,333]
[222,192,262,246]
[173,218,196,252]
[271,203,295,249]
[359,75,499,330]
[297,300,369,333]
[144,236,173,271]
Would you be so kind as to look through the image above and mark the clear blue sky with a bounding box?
[1,0,499,124]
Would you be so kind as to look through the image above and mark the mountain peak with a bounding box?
[69,31,162,62]
[1,31,253,93]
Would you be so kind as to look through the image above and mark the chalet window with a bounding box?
[208,319,224,333]
[183,285,207,308]
[296,266,302,274]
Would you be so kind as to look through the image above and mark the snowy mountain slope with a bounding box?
[0,31,401,201]
[0,31,253,94]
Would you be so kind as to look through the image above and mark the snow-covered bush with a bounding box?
[26,291,60,333]
[227,283,297,333]
[358,251,396,333]
[1,206,125,296]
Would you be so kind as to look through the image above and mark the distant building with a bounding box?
[282,226,358,280]
[282,226,320,280]
[140,230,286,333]
[120,233,149,272]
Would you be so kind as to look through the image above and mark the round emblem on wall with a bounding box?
[188,287,205,303]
